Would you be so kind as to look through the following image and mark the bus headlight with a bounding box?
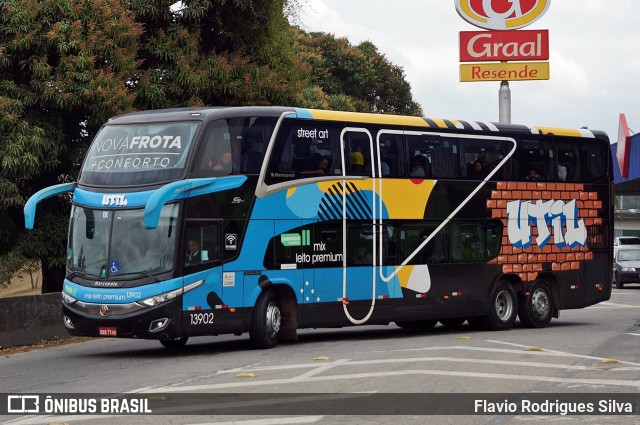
[137,280,203,307]
[62,292,77,305]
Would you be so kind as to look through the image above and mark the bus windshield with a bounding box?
[79,121,199,186]
[67,204,179,279]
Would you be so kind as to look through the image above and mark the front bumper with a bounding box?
[62,298,182,340]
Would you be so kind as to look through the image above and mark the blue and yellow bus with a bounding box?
[25,107,613,348]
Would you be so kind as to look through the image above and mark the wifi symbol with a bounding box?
[225,234,237,250]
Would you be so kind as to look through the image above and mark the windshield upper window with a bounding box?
[79,122,199,186]
[618,250,640,262]
[67,204,179,279]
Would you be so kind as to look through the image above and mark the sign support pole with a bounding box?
[499,80,511,124]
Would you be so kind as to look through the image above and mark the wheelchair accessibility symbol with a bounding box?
[110,261,120,274]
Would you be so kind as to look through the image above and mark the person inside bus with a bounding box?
[350,148,365,175]
[351,245,373,265]
[525,168,541,181]
[301,156,330,175]
[209,151,233,176]
[469,160,485,179]
[410,155,426,177]
[185,239,202,266]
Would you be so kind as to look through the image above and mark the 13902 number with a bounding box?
[190,312,214,325]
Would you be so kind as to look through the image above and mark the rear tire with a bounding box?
[518,280,553,328]
[473,281,518,331]
[250,290,281,349]
[160,337,188,349]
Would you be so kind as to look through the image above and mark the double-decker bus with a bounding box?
[24,107,613,348]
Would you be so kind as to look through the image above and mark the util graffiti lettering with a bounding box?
[102,194,128,207]
[506,199,587,249]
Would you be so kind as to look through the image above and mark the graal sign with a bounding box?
[455,0,550,30]
[460,29,549,62]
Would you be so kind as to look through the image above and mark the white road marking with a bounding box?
[144,368,640,392]
[590,301,640,309]
[485,340,640,366]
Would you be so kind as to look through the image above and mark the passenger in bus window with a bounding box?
[209,152,232,176]
[301,157,330,175]
[557,164,567,181]
[185,239,201,266]
[525,168,541,181]
[410,155,426,177]
[469,160,485,179]
[350,148,365,175]
[352,245,373,265]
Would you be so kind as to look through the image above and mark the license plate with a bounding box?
[98,327,117,337]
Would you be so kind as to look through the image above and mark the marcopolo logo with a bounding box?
[455,0,550,30]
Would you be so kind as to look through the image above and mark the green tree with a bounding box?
[0,0,142,292]
[126,0,308,109]
[294,29,422,115]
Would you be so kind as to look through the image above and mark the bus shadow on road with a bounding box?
[76,320,595,358]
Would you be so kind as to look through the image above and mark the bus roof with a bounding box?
[106,106,608,140]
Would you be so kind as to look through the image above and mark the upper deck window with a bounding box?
[79,121,199,186]
[191,117,277,177]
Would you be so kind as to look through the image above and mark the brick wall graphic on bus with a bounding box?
[488,182,602,282]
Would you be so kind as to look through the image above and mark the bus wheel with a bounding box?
[439,318,466,328]
[395,320,437,330]
[485,281,518,331]
[250,290,281,349]
[518,281,553,328]
[160,337,188,349]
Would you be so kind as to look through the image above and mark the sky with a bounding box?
[298,0,640,143]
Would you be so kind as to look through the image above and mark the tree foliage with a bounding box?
[0,0,142,291]
[0,0,422,293]
[293,29,423,115]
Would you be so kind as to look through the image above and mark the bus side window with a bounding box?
[406,134,458,179]
[460,138,509,180]
[515,138,553,182]
[378,133,404,177]
[579,139,608,182]
[399,222,449,265]
[451,220,502,263]
[264,120,343,184]
[554,140,580,182]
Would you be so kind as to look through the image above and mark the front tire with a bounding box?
[518,280,553,328]
[250,290,282,349]
[615,272,624,289]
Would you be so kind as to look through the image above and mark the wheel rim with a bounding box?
[495,289,514,321]
[265,301,281,336]
[531,288,550,319]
